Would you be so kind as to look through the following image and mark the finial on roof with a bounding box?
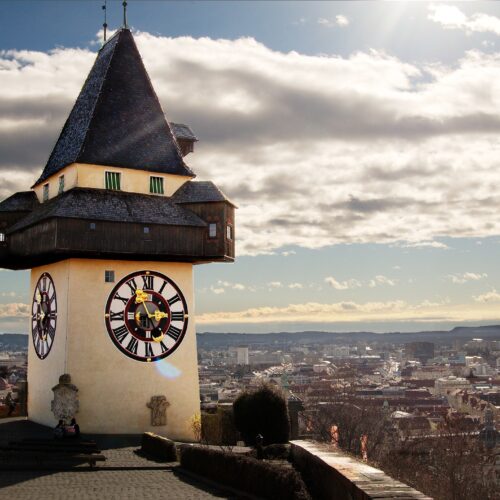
[102,0,108,42]
[122,0,128,29]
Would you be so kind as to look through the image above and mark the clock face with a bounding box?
[105,270,189,362]
[31,272,57,360]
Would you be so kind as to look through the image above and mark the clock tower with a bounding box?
[0,29,235,440]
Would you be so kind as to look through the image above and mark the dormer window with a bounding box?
[43,184,49,202]
[105,171,121,191]
[150,176,164,195]
[58,175,65,194]
[208,223,217,238]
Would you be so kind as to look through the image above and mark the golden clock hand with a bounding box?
[152,310,168,321]
[152,332,165,343]
[135,289,148,304]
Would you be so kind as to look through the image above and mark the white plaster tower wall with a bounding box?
[27,258,200,440]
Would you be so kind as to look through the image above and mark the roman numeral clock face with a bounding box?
[31,273,57,360]
[105,271,189,362]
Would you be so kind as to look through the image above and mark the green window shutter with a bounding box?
[150,177,164,195]
[106,172,121,191]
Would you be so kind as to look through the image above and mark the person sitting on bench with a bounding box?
[65,418,80,439]
[54,420,65,439]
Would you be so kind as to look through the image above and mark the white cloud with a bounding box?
[400,241,449,250]
[4,32,500,255]
[368,275,397,287]
[211,281,247,293]
[448,272,487,284]
[197,298,500,324]
[336,15,350,27]
[325,276,362,290]
[474,289,500,302]
[0,302,30,318]
[288,283,303,289]
[428,4,500,36]
[281,250,296,257]
[267,281,283,289]
[318,15,350,28]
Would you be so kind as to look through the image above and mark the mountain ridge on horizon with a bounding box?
[2,325,500,350]
[196,325,500,347]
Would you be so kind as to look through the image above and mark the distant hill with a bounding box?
[197,325,500,348]
[0,333,28,351]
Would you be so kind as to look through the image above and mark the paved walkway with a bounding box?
[0,419,243,500]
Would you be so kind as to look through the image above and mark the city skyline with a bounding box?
[2,1,500,333]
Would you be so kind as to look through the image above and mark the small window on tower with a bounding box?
[150,176,164,195]
[43,184,49,202]
[58,175,65,194]
[144,227,150,234]
[0,233,5,243]
[226,224,233,240]
[208,223,217,238]
[89,222,96,230]
[105,171,121,191]
[105,270,115,283]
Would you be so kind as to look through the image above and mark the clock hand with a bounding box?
[152,331,165,343]
[152,310,168,321]
[135,289,154,317]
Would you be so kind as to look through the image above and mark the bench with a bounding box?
[0,438,106,469]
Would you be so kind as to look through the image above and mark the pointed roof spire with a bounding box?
[34,29,194,187]
[102,1,108,43]
[122,1,128,29]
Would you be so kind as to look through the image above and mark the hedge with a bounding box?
[179,445,310,499]
[201,407,240,445]
[141,432,177,461]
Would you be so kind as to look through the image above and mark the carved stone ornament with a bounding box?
[51,373,79,423]
[147,395,170,426]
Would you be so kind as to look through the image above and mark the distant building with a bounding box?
[236,347,249,365]
[405,342,435,364]
[435,376,470,396]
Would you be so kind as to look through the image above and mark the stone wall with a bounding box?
[290,440,431,500]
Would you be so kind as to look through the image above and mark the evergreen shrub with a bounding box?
[233,383,290,445]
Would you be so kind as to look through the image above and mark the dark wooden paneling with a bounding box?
[180,201,235,260]
[1,214,234,270]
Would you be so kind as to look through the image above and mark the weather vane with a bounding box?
[123,1,128,29]
[102,0,108,42]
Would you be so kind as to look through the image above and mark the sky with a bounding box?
[2,1,500,334]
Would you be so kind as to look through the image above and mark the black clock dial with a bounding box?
[105,270,189,362]
[31,272,57,360]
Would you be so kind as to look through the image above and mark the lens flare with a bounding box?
[155,359,182,379]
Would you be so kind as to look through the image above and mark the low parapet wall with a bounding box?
[290,440,432,500]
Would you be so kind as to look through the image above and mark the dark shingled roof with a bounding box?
[170,123,197,142]
[8,188,206,233]
[34,29,194,187]
[0,191,39,212]
[172,181,236,207]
